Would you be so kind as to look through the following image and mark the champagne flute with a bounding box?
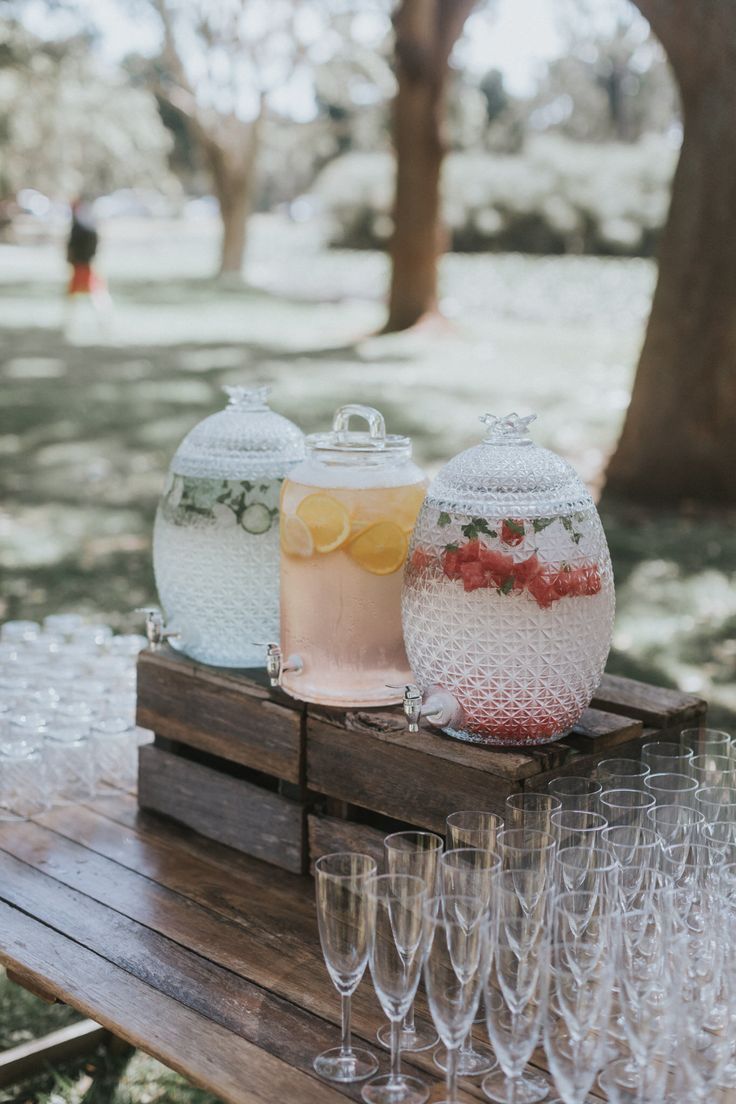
[434,848,500,1077]
[446,809,504,852]
[547,776,601,812]
[424,894,489,1104]
[505,793,561,833]
[363,874,429,1104]
[377,830,443,1052]
[313,852,379,1082]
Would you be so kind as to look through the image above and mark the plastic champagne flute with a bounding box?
[313,853,379,1083]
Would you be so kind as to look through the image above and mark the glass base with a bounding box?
[376,1019,439,1053]
[362,1073,429,1104]
[313,1046,379,1083]
[481,1070,549,1103]
[435,1043,497,1077]
[444,725,564,748]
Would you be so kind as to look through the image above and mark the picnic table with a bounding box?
[0,792,591,1104]
[0,653,723,1103]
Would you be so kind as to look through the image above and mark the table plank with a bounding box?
[0,898,345,1104]
[7,810,600,1103]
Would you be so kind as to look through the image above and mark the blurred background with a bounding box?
[0,0,735,1093]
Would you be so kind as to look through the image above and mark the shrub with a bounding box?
[312,134,677,256]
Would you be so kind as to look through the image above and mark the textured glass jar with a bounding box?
[402,413,614,746]
[153,386,305,667]
[279,405,426,707]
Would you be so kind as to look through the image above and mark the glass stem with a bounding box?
[340,993,353,1059]
[507,1075,517,1104]
[390,1018,402,1086]
[403,1001,416,1034]
[460,1023,473,1055]
[446,1045,459,1104]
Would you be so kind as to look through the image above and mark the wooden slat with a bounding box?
[138,744,304,873]
[307,718,520,828]
[0,898,346,1104]
[307,814,386,871]
[592,673,706,728]
[564,707,642,752]
[0,1020,108,1090]
[311,706,557,783]
[136,649,303,783]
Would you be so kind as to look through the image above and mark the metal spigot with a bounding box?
[402,684,423,733]
[400,683,463,734]
[265,642,303,688]
[136,607,179,650]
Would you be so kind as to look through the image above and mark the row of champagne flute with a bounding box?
[313,783,736,1104]
[0,616,151,813]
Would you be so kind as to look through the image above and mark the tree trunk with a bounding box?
[384,0,476,333]
[202,116,261,278]
[216,171,251,276]
[605,6,736,506]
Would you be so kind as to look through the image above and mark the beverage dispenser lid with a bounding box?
[429,412,594,515]
[307,405,411,461]
[169,386,305,480]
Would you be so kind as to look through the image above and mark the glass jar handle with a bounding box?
[332,404,386,443]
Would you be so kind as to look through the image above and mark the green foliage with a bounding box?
[0,22,174,199]
[315,134,677,256]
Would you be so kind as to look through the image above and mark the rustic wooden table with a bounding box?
[0,793,610,1104]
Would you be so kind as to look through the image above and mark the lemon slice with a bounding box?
[296,493,351,553]
[281,515,314,557]
[348,520,408,575]
[395,485,427,534]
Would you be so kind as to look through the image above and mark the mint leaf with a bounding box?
[461,522,478,540]
[561,516,573,532]
[444,542,459,553]
[533,517,554,533]
[499,576,515,595]
[473,517,491,534]
[437,511,451,528]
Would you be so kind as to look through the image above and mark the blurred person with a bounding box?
[65,197,112,334]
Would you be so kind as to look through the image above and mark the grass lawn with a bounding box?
[0,213,733,1100]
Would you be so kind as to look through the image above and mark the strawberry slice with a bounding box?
[501,518,525,546]
[578,564,602,595]
[478,547,515,587]
[528,571,560,609]
[442,549,462,580]
[459,560,488,592]
[513,553,542,586]
[457,539,482,563]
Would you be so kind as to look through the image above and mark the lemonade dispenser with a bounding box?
[272,405,426,706]
[153,385,305,667]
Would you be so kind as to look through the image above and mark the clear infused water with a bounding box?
[153,473,281,667]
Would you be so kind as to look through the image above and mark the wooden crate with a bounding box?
[136,647,707,875]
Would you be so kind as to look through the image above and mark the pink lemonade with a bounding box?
[280,479,426,706]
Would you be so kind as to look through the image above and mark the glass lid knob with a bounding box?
[480,412,537,443]
[223,384,271,410]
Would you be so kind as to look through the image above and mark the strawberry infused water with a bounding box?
[402,414,614,746]
[279,406,426,707]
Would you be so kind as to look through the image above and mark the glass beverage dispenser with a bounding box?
[402,413,614,745]
[153,385,305,667]
[274,405,426,707]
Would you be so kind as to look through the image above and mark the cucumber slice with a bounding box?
[241,502,272,534]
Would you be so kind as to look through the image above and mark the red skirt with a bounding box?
[68,264,105,295]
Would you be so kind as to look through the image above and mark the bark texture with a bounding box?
[605,0,736,505]
[384,0,477,333]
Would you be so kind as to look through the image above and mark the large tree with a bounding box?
[605,0,736,505]
[384,0,478,333]
[151,0,325,277]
